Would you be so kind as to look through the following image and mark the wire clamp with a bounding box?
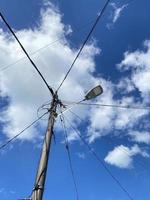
[33,184,44,191]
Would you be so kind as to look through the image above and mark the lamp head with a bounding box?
[85,85,103,101]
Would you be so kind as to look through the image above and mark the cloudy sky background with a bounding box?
[0,0,150,199]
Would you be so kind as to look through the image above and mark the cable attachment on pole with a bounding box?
[53,112,58,118]
[58,100,66,109]
[33,185,44,192]
[48,107,58,118]
[46,92,59,119]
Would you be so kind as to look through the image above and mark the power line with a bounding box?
[64,116,134,200]
[64,101,150,111]
[56,0,111,92]
[0,40,63,72]
[0,16,97,73]
[0,112,48,151]
[60,110,79,200]
[68,109,150,174]
[0,0,137,74]
[0,12,54,96]
[78,102,150,110]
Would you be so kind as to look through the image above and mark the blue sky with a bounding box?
[0,0,150,200]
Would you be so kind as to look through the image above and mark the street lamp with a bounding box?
[84,85,103,100]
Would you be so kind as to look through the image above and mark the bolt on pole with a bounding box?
[31,93,58,200]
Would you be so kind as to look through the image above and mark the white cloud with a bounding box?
[117,78,135,93]
[87,79,116,143]
[114,97,148,130]
[104,144,149,169]
[0,4,100,140]
[118,40,150,101]
[0,0,149,164]
[87,94,148,143]
[66,130,79,143]
[107,2,128,29]
[76,152,85,159]
[86,40,149,143]
[129,131,150,144]
[111,3,128,23]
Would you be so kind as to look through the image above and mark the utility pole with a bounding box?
[31,92,58,200]
[30,85,103,200]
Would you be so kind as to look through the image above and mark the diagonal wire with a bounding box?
[0,40,60,72]
[78,102,150,110]
[68,109,150,174]
[0,12,54,96]
[64,115,134,200]
[63,101,150,111]
[59,109,79,200]
[0,111,48,151]
[0,0,137,74]
[56,0,111,92]
[0,16,97,73]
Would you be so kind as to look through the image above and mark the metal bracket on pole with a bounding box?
[33,185,44,192]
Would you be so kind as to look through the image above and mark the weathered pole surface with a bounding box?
[32,94,58,200]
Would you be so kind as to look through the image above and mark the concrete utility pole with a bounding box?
[30,85,103,200]
[31,93,58,200]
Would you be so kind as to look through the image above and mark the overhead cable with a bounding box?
[0,12,54,96]
[0,17,96,73]
[0,112,48,151]
[0,0,137,74]
[60,111,79,200]
[0,40,62,72]
[56,0,111,92]
[68,109,150,174]
[64,101,150,111]
[77,102,150,110]
[64,116,134,200]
